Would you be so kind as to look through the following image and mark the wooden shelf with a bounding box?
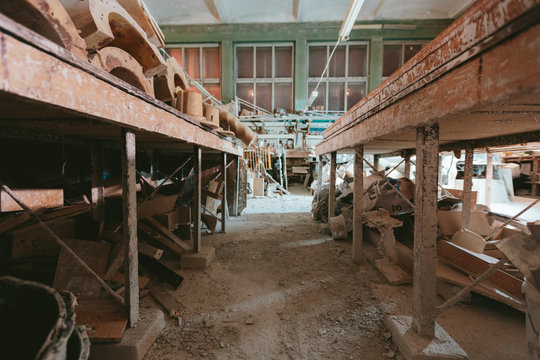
[0,13,241,156]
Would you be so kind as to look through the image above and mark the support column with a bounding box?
[353,145,364,263]
[328,151,337,219]
[221,152,227,232]
[368,36,383,92]
[192,146,202,253]
[404,153,411,179]
[485,150,493,208]
[373,154,380,172]
[91,143,104,222]
[462,146,474,229]
[412,123,439,337]
[233,155,239,217]
[121,128,139,326]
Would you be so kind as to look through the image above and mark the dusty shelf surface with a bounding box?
[142,186,526,360]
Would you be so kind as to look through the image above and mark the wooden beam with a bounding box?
[91,143,104,222]
[121,128,139,326]
[328,151,337,219]
[315,1,540,155]
[533,158,539,196]
[221,152,227,232]
[353,145,364,263]
[462,146,474,229]
[412,123,439,338]
[485,150,493,207]
[373,154,380,172]
[233,155,239,216]
[192,146,202,253]
[0,17,242,156]
[404,153,411,178]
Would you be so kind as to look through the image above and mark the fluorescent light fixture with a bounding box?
[339,0,366,42]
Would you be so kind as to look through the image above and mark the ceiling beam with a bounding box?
[448,0,476,18]
[371,0,387,20]
[203,0,222,22]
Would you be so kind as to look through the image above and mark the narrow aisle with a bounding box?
[144,185,393,360]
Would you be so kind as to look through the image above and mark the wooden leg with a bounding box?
[373,154,380,172]
[404,153,411,179]
[353,145,364,263]
[462,145,474,229]
[234,155,240,217]
[412,123,439,338]
[121,128,139,326]
[533,159,539,196]
[91,142,104,221]
[485,150,493,207]
[192,146,201,253]
[328,151,337,219]
[221,152,227,233]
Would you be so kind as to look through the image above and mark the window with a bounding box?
[308,42,368,112]
[235,44,294,113]
[167,44,221,100]
[383,42,426,77]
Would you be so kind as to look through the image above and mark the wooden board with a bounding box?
[137,195,178,219]
[10,218,75,259]
[149,282,181,317]
[139,254,184,288]
[53,238,110,299]
[437,240,523,300]
[145,216,191,252]
[76,298,127,343]
[374,258,412,285]
[110,273,150,289]
[0,189,63,212]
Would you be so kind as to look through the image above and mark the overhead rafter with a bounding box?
[203,0,222,22]
[212,0,232,23]
[293,0,301,21]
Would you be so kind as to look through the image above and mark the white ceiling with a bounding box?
[145,0,476,26]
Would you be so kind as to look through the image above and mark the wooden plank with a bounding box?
[10,218,75,259]
[0,17,242,156]
[139,254,184,288]
[138,242,163,260]
[137,195,178,220]
[0,211,30,234]
[91,143,105,222]
[485,151,493,208]
[149,282,181,317]
[202,213,218,234]
[53,239,111,299]
[0,189,63,212]
[76,299,127,343]
[438,240,523,300]
[121,128,139,325]
[352,145,363,262]
[145,217,191,252]
[110,273,150,289]
[412,123,439,337]
[104,242,124,281]
[375,258,412,285]
[193,146,202,253]
[138,222,186,256]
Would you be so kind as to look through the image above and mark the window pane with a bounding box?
[309,46,326,77]
[256,83,272,112]
[275,46,293,78]
[237,47,253,78]
[184,48,200,79]
[256,47,272,78]
[203,47,220,79]
[236,83,253,112]
[168,48,182,67]
[347,83,365,110]
[204,83,221,101]
[308,83,326,111]
[404,44,423,63]
[383,44,402,77]
[348,45,367,77]
[329,46,346,77]
[328,82,345,111]
[275,83,292,112]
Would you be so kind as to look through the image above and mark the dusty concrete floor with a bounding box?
[143,185,527,360]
